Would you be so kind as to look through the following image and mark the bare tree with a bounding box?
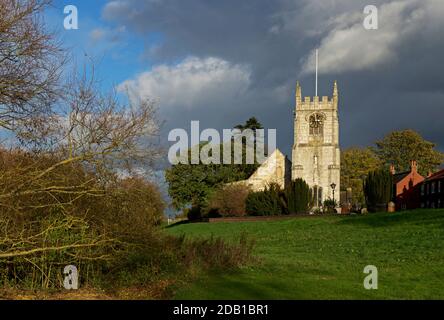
[0,0,64,136]
[58,66,163,179]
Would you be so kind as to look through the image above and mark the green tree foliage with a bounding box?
[245,183,284,216]
[374,129,444,176]
[166,118,264,210]
[233,117,266,169]
[363,169,393,212]
[165,143,259,210]
[284,178,311,214]
[234,117,264,135]
[341,147,382,205]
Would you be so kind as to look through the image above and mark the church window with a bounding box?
[309,114,324,136]
[431,182,435,194]
[312,186,323,207]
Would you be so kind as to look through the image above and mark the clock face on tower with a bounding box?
[309,113,324,136]
[309,114,323,128]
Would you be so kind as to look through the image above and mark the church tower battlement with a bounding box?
[292,81,341,207]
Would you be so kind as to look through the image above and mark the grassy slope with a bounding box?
[166,209,444,300]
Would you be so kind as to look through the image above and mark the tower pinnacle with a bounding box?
[333,80,339,109]
[333,80,338,96]
[296,81,302,106]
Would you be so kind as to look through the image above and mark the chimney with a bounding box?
[427,171,433,178]
[389,165,396,175]
[410,160,418,173]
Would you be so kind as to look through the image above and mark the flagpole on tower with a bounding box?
[315,49,318,97]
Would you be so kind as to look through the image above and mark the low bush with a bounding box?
[245,183,285,216]
[323,199,337,214]
[187,206,203,221]
[206,184,251,217]
[0,213,120,290]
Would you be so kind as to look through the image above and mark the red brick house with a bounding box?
[391,161,425,210]
[420,168,444,209]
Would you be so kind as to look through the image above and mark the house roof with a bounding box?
[426,168,444,182]
[393,171,410,184]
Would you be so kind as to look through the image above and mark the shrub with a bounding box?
[364,169,393,212]
[0,148,169,290]
[206,184,251,217]
[284,179,311,214]
[323,198,337,214]
[0,213,120,290]
[187,206,202,221]
[94,177,166,232]
[245,183,285,216]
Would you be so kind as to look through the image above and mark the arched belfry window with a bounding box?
[309,114,324,136]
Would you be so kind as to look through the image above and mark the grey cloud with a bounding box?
[102,0,444,156]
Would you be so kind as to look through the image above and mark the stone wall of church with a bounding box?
[230,149,291,192]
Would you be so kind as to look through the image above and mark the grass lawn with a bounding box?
[166,209,444,300]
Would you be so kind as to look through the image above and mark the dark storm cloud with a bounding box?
[102,0,444,155]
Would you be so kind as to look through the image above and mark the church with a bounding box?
[234,80,341,207]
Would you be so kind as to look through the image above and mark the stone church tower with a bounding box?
[292,81,341,207]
